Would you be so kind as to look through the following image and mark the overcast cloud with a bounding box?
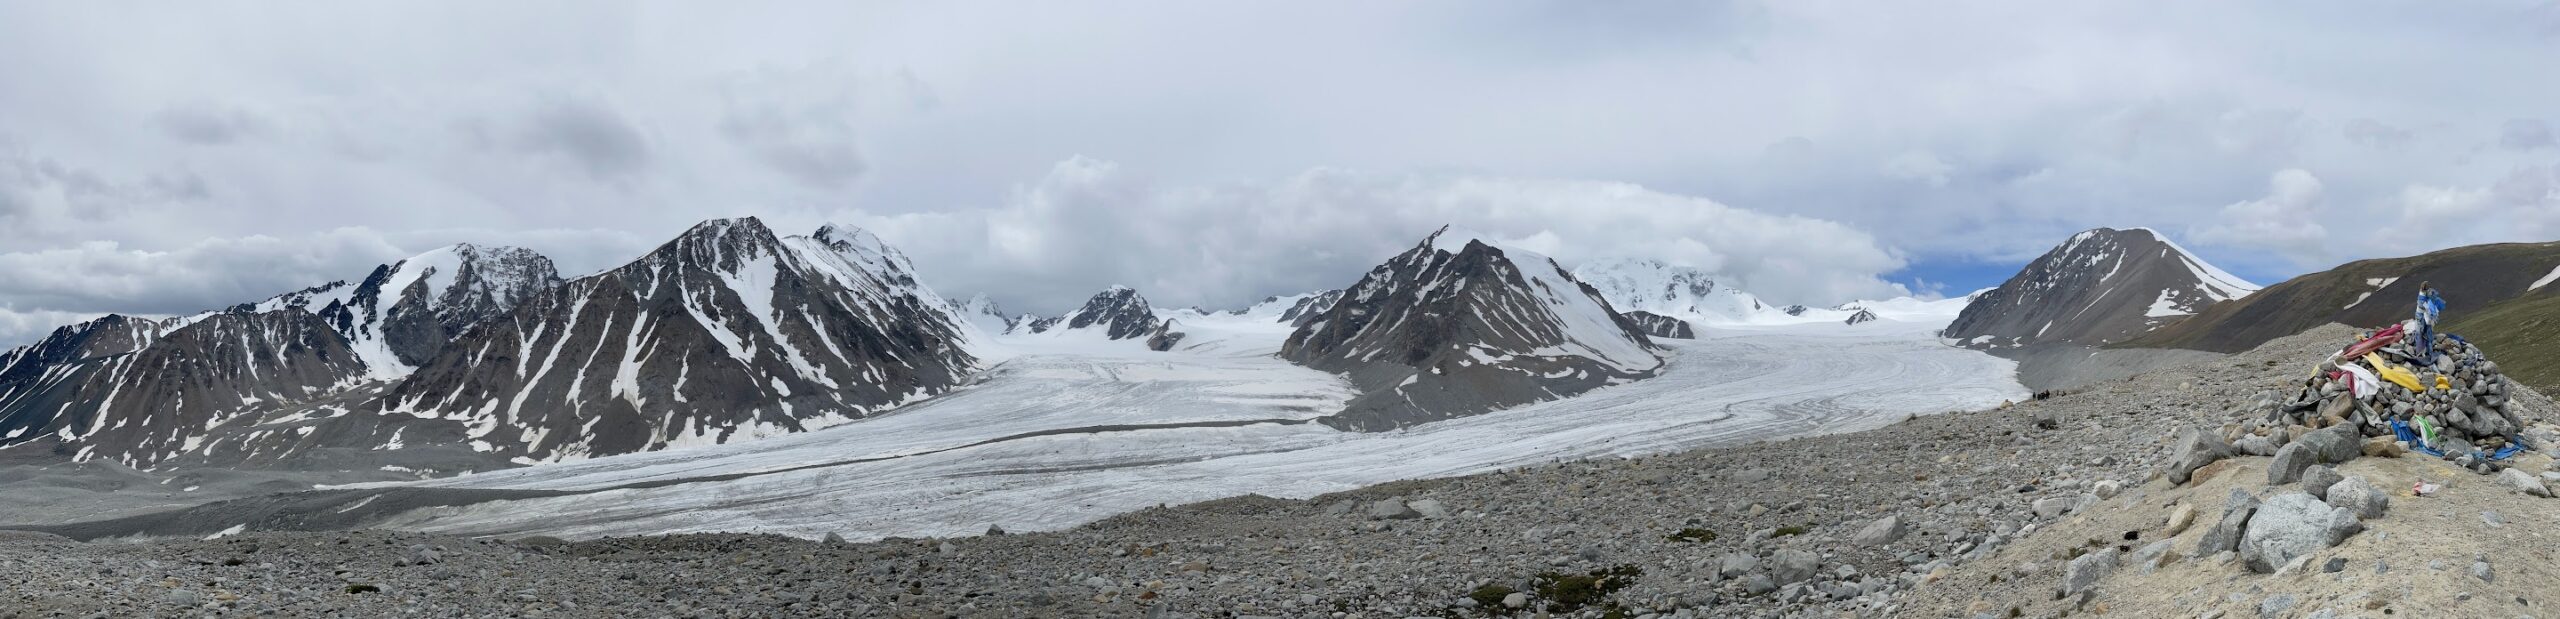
[1,1,2557,346]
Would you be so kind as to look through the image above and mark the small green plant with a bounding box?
[1469,584,1517,608]
[1531,564,1641,612]
[1664,528,1717,543]
[1772,524,1811,537]
[344,584,381,594]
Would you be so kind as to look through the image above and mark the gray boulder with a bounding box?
[2300,465,2344,500]
[2168,426,2233,485]
[2239,493,2363,573]
[2232,434,2279,457]
[2266,442,2317,485]
[1770,549,1821,586]
[2130,540,2179,574]
[2195,489,2261,556]
[1717,553,1760,579]
[2301,424,2362,464]
[2032,495,2090,519]
[2325,476,2388,519]
[1853,515,1907,547]
[1407,498,1450,519]
[1742,574,1777,595]
[2061,548,2117,596]
[2496,468,2551,498]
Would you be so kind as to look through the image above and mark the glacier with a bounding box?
[344,305,2027,542]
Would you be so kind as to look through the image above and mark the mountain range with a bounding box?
[9,217,2547,480]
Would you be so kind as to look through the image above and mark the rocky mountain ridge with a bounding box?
[1947,227,2257,349]
[1281,227,1663,431]
[0,218,980,468]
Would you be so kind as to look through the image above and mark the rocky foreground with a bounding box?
[4,325,2557,619]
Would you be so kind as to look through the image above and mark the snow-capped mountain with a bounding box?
[952,294,1019,336]
[0,314,187,450]
[0,244,563,466]
[1017,286,1164,340]
[235,243,561,379]
[1946,227,2258,349]
[1282,227,1664,431]
[359,218,980,462]
[1573,258,1791,326]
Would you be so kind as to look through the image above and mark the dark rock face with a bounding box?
[1947,228,2256,349]
[1278,290,1344,327]
[0,311,368,467]
[1281,227,1662,431]
[248,244,561,373]
[1622,311,1697,340]
[1145,320,1187,352]
[362,218,979,462]
[0,315,187,451]
[0,244,562,467]
[1025,287,1164,341]
[1843,309,1880,326]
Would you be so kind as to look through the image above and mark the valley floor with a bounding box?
[11,325,2554,618]
[336,315,2025,541]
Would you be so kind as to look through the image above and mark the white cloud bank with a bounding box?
[846,157,1911,316]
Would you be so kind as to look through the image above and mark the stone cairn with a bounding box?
[2251,320,2530,473]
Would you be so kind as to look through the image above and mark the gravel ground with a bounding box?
[4,324,2552,619]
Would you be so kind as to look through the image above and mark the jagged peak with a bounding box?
[2045,225,2257,299]
[809,222,889,253]
[1420,225,1506,256]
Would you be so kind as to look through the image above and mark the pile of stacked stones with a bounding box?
[2247,323,2533,473]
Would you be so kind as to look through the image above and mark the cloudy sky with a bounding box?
[4,1,2558,347]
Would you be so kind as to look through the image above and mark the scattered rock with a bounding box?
[1406,499,1450,519]
[2495,468,2551,497]
[2131,540,2180,573]
[1852,515,1907,547]
[2060,548,2117,597]
[2169,426,2234,485]
[2238,493,2362,573]
[396,543,441,567]
[1717,553,1759,579]
[2267,442,2317,485]
[2258,593,2296,618]
[2163,503,2198,536]
[2359,436,2406,458]
[2233,434,2280,457]
[1770,549,1820,586]
[2031,496,2082,519]
[2300,424,2362,464]
[2196,490,2261,556]
[2324,476,2389,519]
[2300,465,2344,500]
